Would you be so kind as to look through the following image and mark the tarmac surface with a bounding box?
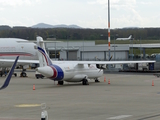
[0,71,160,120]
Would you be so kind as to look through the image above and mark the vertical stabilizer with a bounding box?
[36,36,52,67]
[129,35,132,39]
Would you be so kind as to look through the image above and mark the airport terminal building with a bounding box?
[45,41,130,61]
[44,41,160,71]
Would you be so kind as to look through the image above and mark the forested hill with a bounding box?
[0,26,160,40]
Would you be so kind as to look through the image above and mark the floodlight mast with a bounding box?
[108,0,111,62]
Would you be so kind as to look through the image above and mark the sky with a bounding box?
[0,0,160,29]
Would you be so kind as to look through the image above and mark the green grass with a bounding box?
[95,40,160,44]
[48,39,160,44]
[54,39,94,42]
[95,40,160,55]
[46,39,160,55]
[130,48,160,55]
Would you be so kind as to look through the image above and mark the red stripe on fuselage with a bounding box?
[0,54,32,56]
[50,66,57,79]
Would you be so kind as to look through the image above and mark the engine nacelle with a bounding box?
[96,64,106,69]
[36,66,53,77]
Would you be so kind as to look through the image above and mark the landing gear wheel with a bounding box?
[14,73,17,77]
[95,79,100,83]
[82,79,89,85]
[21,72,27,77]
[58,81,64,85]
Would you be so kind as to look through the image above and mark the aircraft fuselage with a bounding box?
[0,38,38,67]
[37,61,103,82]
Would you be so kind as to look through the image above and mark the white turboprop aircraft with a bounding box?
[35,36,155,85]
[0,36,155,89]
[116,35,132,40]
[0,38,38,77]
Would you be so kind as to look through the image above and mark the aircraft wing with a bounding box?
[0,56,19,90]
[0,59,155,65]
[77,60,155,65]
[0,59,39,64]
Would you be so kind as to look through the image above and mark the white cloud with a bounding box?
[87,0,139,28]
[112,7,148,28]
[0,0,159,28]
[0,0,41,7]
[88,0,137,12]
[0,17,23,26]
[79,16,107,28]
[88,0,136,5]
[138,1,152,5]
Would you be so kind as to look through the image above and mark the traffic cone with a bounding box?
[104,76,106,82]
[33,84,35,90]
[152,80,154,86]
[108,79,110,84]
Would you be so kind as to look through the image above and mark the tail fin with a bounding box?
[36,36,52,67]
[128,35,132,39]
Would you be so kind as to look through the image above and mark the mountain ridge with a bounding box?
[31,23,82,28]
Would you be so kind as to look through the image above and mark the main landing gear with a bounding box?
[58,81,64,85]
[0,68,17,77]
[20,69,27,77]
[95,78,100,83]
[82,78,89,85]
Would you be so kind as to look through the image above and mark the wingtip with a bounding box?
[0,56,19,90]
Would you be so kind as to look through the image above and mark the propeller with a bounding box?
[99,55,113,72]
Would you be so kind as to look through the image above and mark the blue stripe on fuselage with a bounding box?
[50,64,64,81]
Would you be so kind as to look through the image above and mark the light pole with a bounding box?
[67,40,68,60]
[83,38,84,60]
[130,36,133,60]
[140,37,142,60]
[55,42,56,60]
[114,34,118,61]
[66,35,68,60]
[114,36,115,61]
[132,38,133,60]
[108,0,111,70]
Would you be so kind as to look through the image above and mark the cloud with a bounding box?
[0,0,41,7]
[0,17,24,26]
[88,0,136,5]
[87,0,139,28]
[88,0,136,9]
[111,7,147,28]
[79,16,107,28]
[138,1,152,5]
